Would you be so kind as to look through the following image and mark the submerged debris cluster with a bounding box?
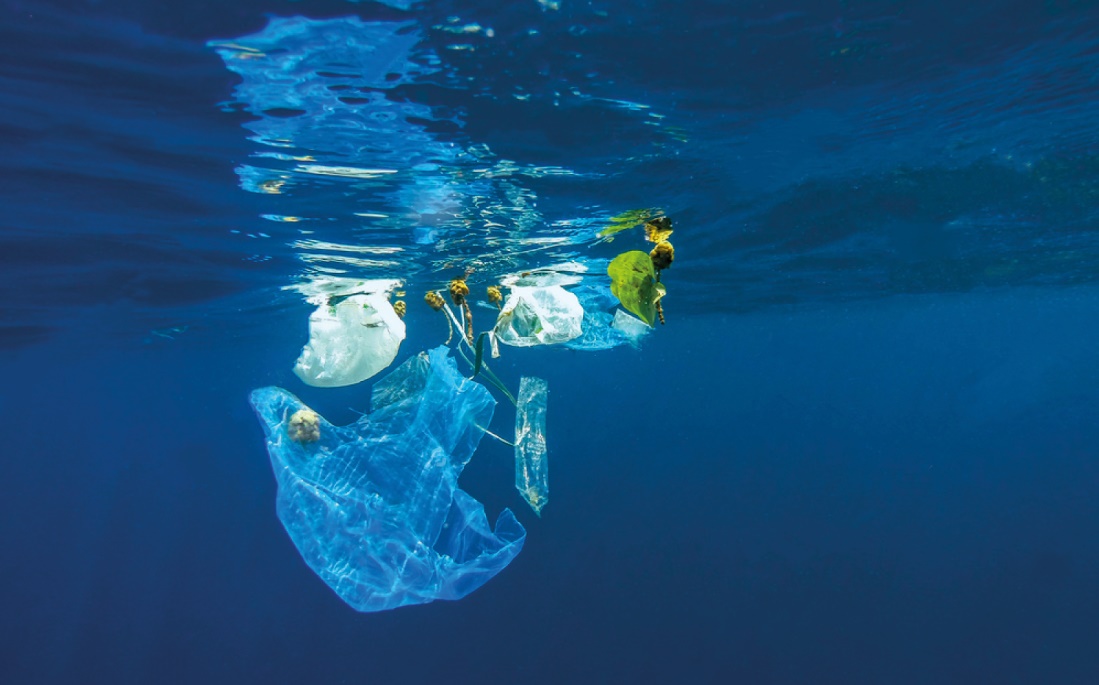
[255,211,676,612]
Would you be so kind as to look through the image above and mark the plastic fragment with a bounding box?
[565,285,651,351]
[611,309,650,347]
[251,346,525,612]
[515,376,549,516]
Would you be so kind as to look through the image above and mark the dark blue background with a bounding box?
[5,292,1099,683]
[4,0,1099,683]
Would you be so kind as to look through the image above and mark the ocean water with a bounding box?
[4,0,1099,682]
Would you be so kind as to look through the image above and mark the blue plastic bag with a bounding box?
[250,346,525,612]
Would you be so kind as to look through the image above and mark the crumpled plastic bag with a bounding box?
[251,346,526,612]
[565,284,650,351]
[493,285,584,347]
[293,291,405,387]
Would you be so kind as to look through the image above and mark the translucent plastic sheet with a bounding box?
[515,377,549,516]
[565,284,650,351]
[251,346,526,612]
[612,308,651,341]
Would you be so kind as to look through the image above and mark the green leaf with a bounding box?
[608,251,663,326]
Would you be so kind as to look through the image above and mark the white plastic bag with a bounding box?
[493,285,584,347]
[293,292,406,387]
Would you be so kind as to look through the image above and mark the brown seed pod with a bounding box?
[424,291,445,311]
[644,216,673,243]
[288,409,321,444]
[650,241,674,271]
[448,278,470,306]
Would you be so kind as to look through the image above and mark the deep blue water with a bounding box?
[5,0,1099,683]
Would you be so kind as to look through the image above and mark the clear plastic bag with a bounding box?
[252,346,526,612]
[493,285,584,347]
[293,291,406,387]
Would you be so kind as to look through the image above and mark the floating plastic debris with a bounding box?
[566,284,650,351]
[611,309,650,343]
[514,376,549,515]
[251,346,526,612]
[293,290,405,387]
[494,285,584,347]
